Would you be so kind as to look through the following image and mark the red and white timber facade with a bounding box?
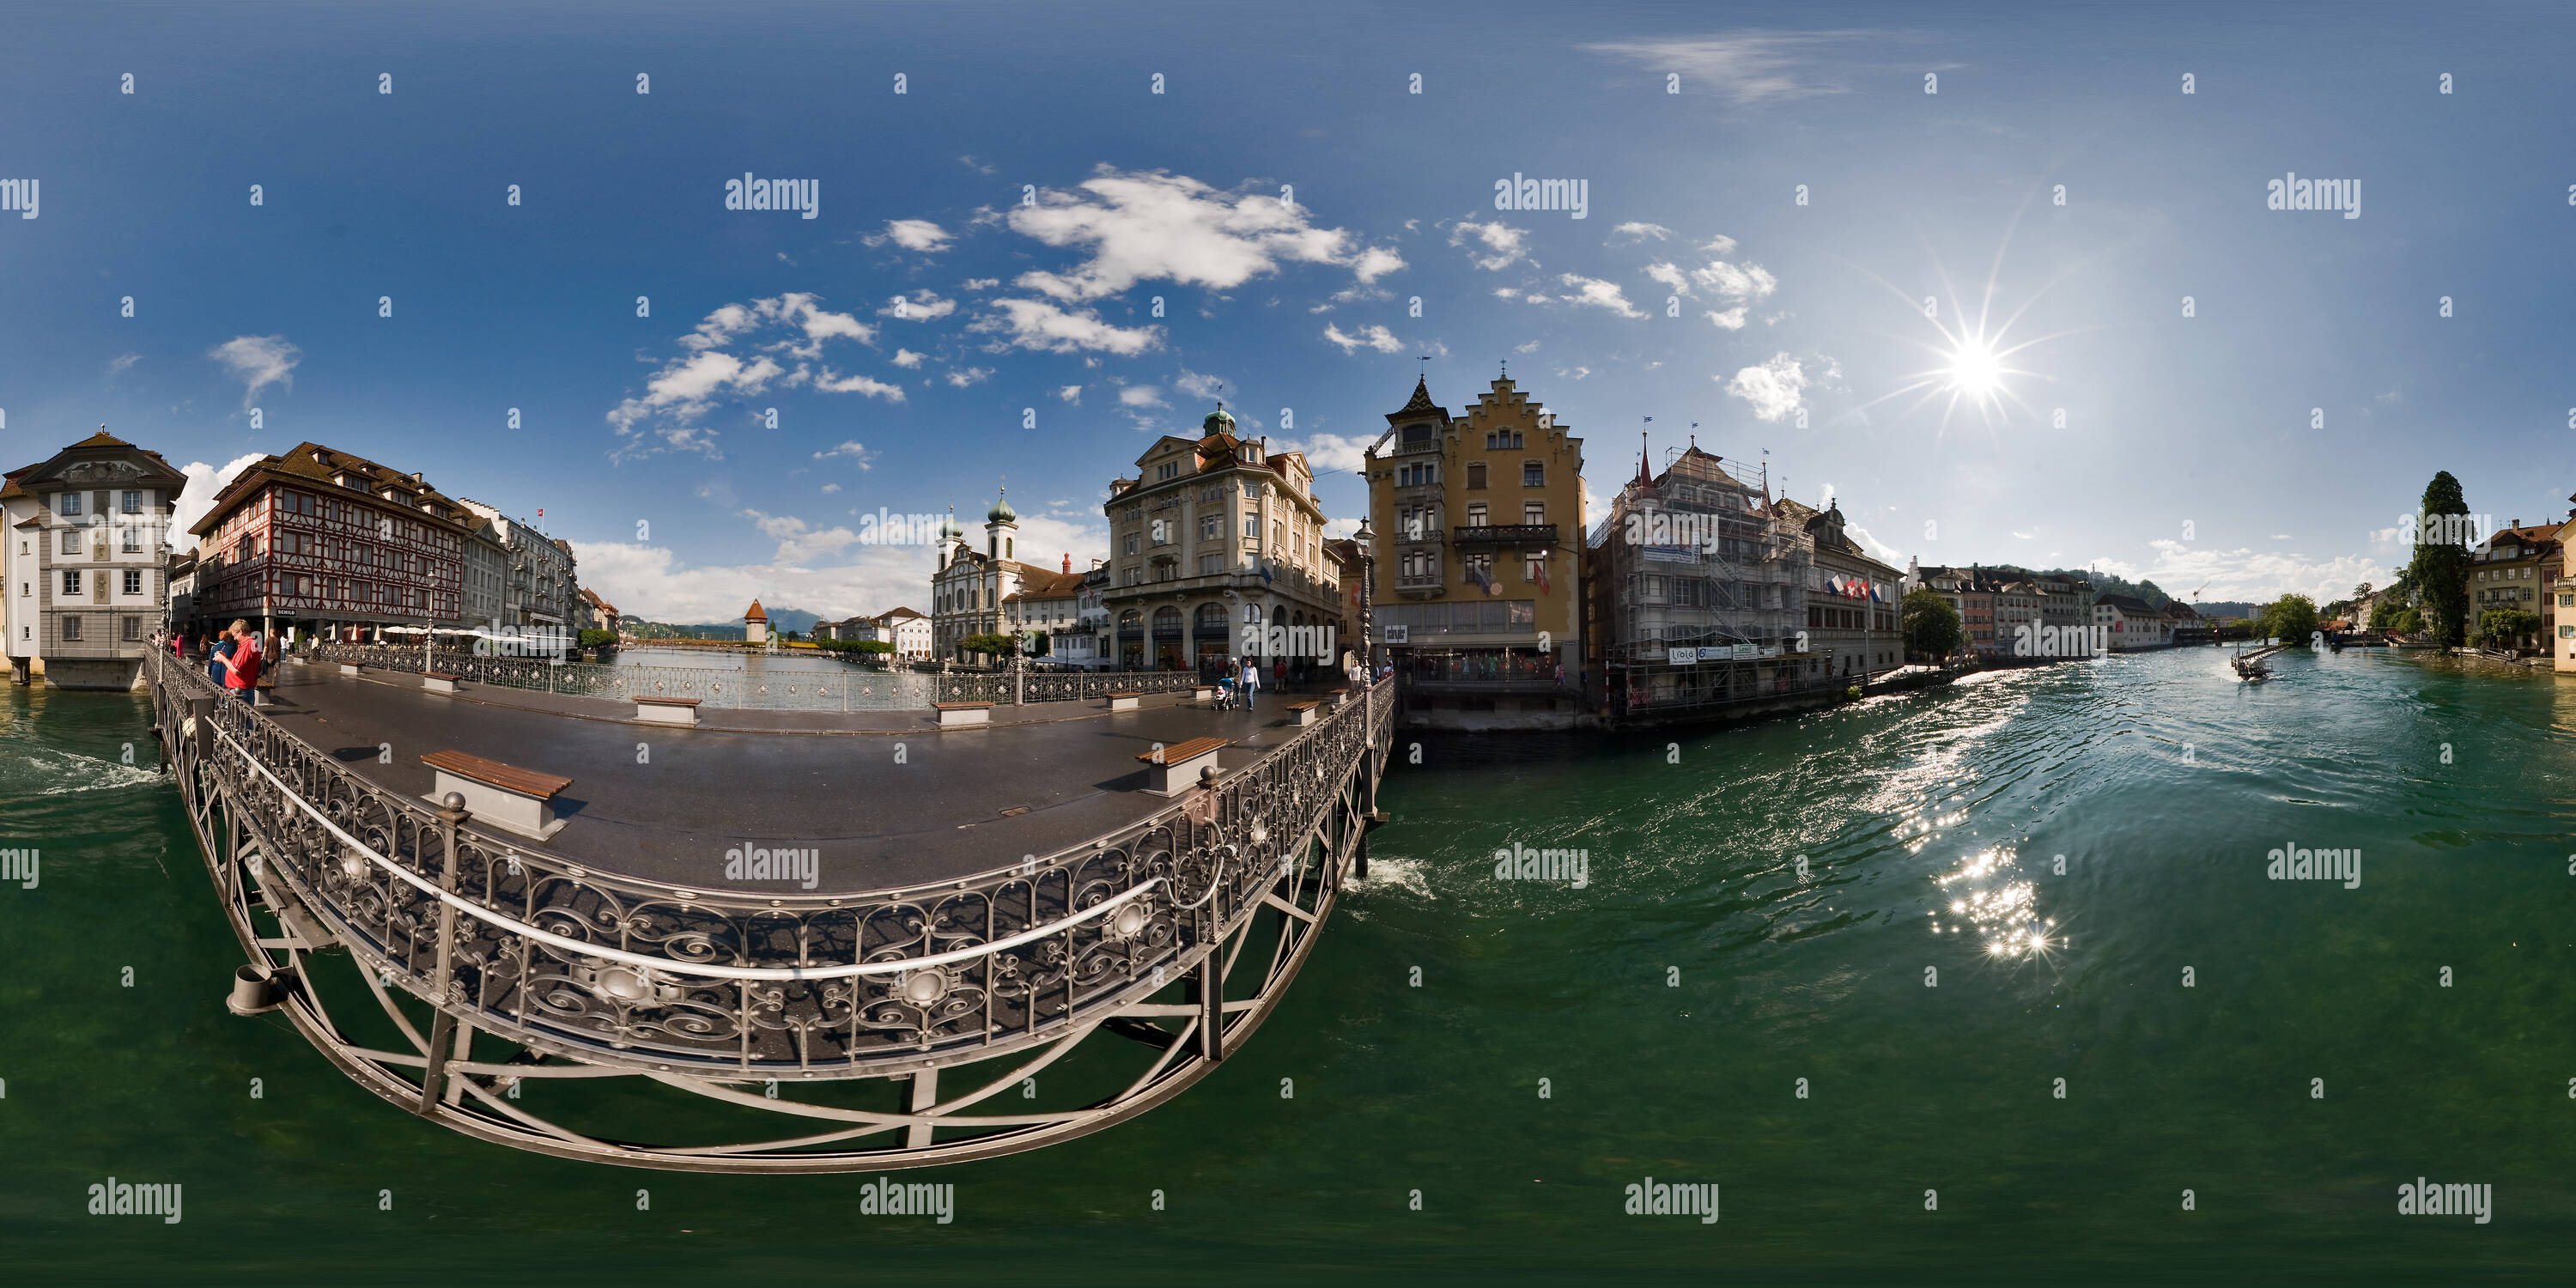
[186,442,470,646]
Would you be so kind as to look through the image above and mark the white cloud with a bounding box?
[1449,220,1531,271]
[891,348,927,368]
[1275,433,1372,474]
[945,366,993,387]
[1610,222,1671,243]
[2126,539,2393,605]
[1706,307,1750,330]
[958,155,997,176]
[1843,523,1906,563]
[1174,370,1227,400]
[607,295,902,457]
[821,483,841,494]
[1559,366,1593,380]
[867,219,953,252]
[1119,385,1167,407]
[811,370,906,400]
[1724,353,1808,422]
[1058,385,1083,404]
[961,277,999,291]
[206,335,300,409]
[879,289,957,320]
[106,353,142,377]
[1647,246,1779,330]
[811,441,876,468]
[969,298,1162,355]
[1515,340,1540,354]
[1553,274,1645,319]
[1004,167,1400,302]
[1322,323,1406,354]
[170,453,265,538]
[1582,33,1888,105]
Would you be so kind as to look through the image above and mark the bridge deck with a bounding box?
[252,659,1331,894]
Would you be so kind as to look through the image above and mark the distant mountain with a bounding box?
[2196,601,2260,620]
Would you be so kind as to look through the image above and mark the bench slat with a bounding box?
[635,696,702,707]
[1139,737,1229,763]
[933,701,993,710]
[422,750,571,799]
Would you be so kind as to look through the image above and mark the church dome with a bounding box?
[987,489,1015,524]
[1203,406,1236,434]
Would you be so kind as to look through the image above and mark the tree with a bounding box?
[2475,607,2542,651]
[2409,471,2471,647]
[2260,592,2320,644]
[577,628,615,649]
[960,632,1018,658]
[1902,588,1965,660]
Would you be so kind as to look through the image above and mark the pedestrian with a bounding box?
[222,619,262,703]
[207,629,234,688]
[1239,653,1260,712]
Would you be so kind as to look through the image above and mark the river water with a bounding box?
[6,646,2573,1283]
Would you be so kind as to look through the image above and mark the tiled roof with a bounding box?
[190,441,470,537]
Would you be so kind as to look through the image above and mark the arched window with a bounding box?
[1118,610,1142,630]
[1194,603,1228,633]
[1152,605,1182,632]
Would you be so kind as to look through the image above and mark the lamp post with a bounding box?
[1353,514,1375,671]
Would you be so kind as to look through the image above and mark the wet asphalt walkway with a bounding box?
[252,659,1344,895]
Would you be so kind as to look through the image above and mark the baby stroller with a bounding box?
[1213,676,1242,711]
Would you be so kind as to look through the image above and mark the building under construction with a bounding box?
[1583,444,1902,722]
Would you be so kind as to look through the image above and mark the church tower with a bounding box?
[984,487,1017,562]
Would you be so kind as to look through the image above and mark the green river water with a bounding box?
[5,646,2574,1284]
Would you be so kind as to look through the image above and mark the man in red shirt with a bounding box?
[220,619,262,702]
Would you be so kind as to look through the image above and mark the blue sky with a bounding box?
[3,1,2572,620]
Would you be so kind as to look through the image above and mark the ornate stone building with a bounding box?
[932,492,1055,660]
[3,428,189,689]
[1103,407,1342,675]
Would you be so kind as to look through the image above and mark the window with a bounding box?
[59,492,82,516]
[1157,462,1180,482]
[60,528,80,555]
[1485,430,1523,450]
[61,569,82,596]
[122,523,141,552]
[1200,514,1219,540]
[123,616,142,641]
[1272,521,1285,549]
[1467,462,1487,489]
[62,615,82,641]
[1523,501,1546,525]
[122,489,142,513]
[1465,502,1487,527]
[122,569,143,596]
[1123,534,1138,556]
[1243,517,1259,538]
[1199,554,1222,575]
[1522,461,1545,487]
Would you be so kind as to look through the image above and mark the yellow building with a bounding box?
[1363,376,1584,711]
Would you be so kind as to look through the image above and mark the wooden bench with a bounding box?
[420,750,573,841]
[1108,690,1144,712]
[1285,699,1320,726]
[1193,684,1218,702]
[422,670,460,694]
[338,662,363,677]
[1135,737,1228,797]
[934,701,992,727]
[635,695,701,726]
[1327,687,1351,707]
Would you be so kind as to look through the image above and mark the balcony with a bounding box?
[1394,570,1446,598]
[1452,523,1560,550]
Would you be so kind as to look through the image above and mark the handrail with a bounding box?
[214,718,1166,982]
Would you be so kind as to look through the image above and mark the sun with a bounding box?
[1945,335,2004,400]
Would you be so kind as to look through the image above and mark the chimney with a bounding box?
[1063,553,1072,573]
[412,471,423,484]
